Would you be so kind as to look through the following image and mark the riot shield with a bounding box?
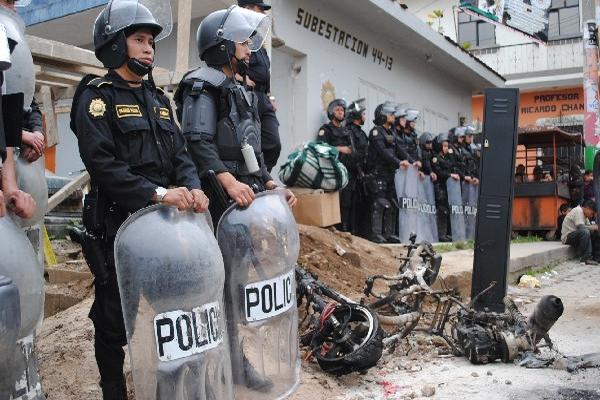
[0,7,34,108]
[217,190,300,400]
[0,216,44,400]
[15,155,48,228]
[417,175,438,243]
[446,178,466,242]
[395,166,419,243]
[0,276,20,399]
[462,182,479,240]
[0,216,43,339]
[114,205,233,400]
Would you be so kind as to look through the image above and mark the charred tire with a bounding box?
[315,304,384,376]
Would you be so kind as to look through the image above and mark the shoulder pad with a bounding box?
[87,77,112,88]
[186,67,227,88]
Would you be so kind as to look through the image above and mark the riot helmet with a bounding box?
[405,108,420,122]
[374,101,396,125]
[419,131,434,148]
[347,98,366,123]
[394,105,407,119]
[197,5,271,71]
[454,126,466,143]
[327,98,346,122]
[465,125,478,135]
[93,0,172,75]
[433,132,449,153]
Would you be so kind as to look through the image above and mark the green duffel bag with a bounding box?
[279,141,349,191]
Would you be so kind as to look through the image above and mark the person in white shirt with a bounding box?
[561,199,600,265]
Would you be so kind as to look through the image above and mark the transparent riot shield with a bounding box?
[217,190,300,400]
[447,178,466,242]
[114,205,233,400]
[395,166,419,243]
[0,216,44,400]
[15,154,48,228]
[462,182,479,240]
[0,7,34,107]
[0,276,20,400]
[417,175,438,243]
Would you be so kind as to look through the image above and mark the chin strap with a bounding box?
[127,58,152,78]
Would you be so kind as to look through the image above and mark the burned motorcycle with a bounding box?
[362,233,454,349]
[296,265,384,375]
[450,294,564,365]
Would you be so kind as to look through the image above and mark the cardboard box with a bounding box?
[290,188,341,227]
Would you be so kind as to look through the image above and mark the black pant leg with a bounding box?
[257,93,281,172]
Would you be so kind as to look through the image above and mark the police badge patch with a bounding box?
[432,157,438,164]
[318,129,325,136]
[88,98,106,118]
[372,129,378,137]
[448,149,454,154]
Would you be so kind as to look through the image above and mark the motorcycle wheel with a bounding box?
[315,304,384,375]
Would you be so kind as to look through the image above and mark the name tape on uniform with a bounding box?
[245,271,295,322]
[154,302,223,362]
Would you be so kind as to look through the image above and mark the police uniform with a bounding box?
[346,122,369,235]
[175,66,272,224]
[22,98,43,135]
[248,47,281,172]
[431,150,459,241]
[367,125,401,243]
[71,70,201,386]
[462,142,478,179]
[395,124,419,163]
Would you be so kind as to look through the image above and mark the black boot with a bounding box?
[368,199,387,243]
[383,206,400,243]
[100,376,127,400]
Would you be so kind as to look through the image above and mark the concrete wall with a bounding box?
[270,0,473,176]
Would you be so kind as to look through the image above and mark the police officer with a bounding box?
[366,101,403,243]
[394,107,421,169]
[20,99,45,163]
[463,125,480,185]
[176,7,295,392]
[317,98,356,231]
[418,132,437,182]
[70,3,209,398]
[344,98,369,235]
[175,5,295,226]
[450,126,467,180]
[432,133,461,242]
[235,0,281,172]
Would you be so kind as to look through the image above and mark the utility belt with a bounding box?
[81,187,129,286]
[363,173,388,196]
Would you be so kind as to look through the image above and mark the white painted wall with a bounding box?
[270,0,473,174]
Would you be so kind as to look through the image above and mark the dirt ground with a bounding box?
[36,228,600,400]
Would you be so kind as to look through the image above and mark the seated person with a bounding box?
[555,203,571,240]
[561,199,600,265]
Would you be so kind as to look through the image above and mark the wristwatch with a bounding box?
[155,186,168,203]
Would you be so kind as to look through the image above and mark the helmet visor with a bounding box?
[219,6,272,51]
[455,126,467,137]
[103,0,172,41]
[14,0,32,7]
[349,98,366,113]
[405,109,420,121]
[381,101,397,116]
